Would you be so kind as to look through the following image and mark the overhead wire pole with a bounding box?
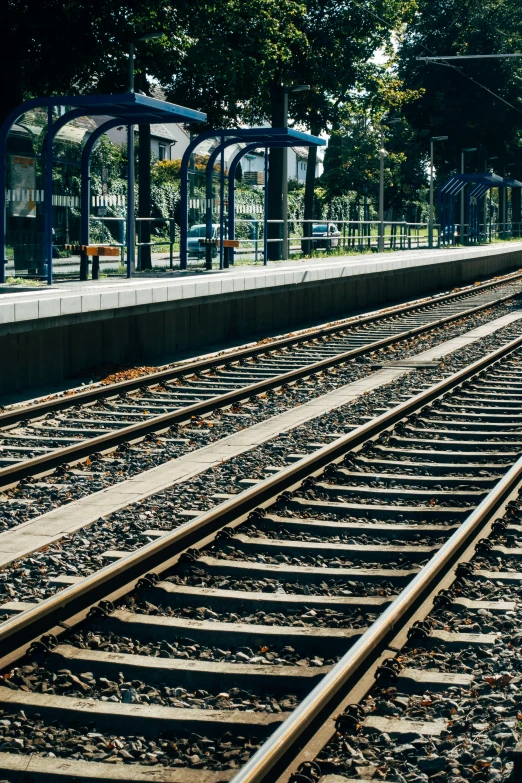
[429,136,448,249]
[460,147,477,244]
[378,131,385,252]
[127,32,162,277]
[378,118,400,253]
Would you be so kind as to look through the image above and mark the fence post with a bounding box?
[169,219,175,269]
[263,148,268,266]
[136,220,142,271]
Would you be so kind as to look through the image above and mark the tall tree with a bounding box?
[321,74,426,223]
[397,0,522,181]
[0,0,189,125]
[166,0,411,257]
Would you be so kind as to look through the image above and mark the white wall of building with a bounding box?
[93,118,324,181]
[238,147,323,182]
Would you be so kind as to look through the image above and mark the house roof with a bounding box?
[293,145,324,161]
[149,123,177,142]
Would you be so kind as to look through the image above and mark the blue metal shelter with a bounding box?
[437,173,522,244]
[179,128,326,269]
[0,93,206,284]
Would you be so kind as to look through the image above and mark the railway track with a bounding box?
[2,320,522,781]
[1,272,522,490]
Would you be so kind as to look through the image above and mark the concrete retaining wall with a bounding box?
[1,245,522,396]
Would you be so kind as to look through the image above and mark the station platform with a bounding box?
[1,242,522,395]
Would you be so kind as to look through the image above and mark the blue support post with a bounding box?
[179,150,190,270]
[80,119,121,281]
[127,124,135,278]
[42,107,89,284]
[437,188,443,245]
[45,105,54,284]
[227,141,290,267]
[205,149,215,270]
[228,144,257,267]
[219,139,225,270]
[263,148,269,265]
[180,130,223,270]
[204,137,243,270]
[0,124,8,283]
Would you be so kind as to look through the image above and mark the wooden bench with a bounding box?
[198,239,240,248]
[65,244,120,257]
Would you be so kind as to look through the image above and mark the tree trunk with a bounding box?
[138,124,152,270]
[303,119,321,255]
[268,81,285,261]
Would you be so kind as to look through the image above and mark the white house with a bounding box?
[93,117,190,161]
[234,145,324,185]
[92,112,324,183]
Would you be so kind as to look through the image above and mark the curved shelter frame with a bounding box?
[0,93,206,284]
[180,128,325,269]
[437,173,522,244]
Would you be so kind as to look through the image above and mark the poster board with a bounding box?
[10,156,36,218]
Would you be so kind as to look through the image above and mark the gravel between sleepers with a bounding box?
[2,312,522,612]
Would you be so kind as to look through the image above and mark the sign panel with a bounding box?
[10,156,36,218]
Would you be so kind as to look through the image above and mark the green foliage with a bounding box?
[9,0,522,232]
[1,0,192,123]
[398,0,522,181]
[321,99,428,221]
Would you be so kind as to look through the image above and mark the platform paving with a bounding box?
[1,242,522,327]
[0,307,521,570]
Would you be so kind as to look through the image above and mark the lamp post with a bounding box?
[429,136,448,249]
[126,32,162,274]
[460,147,477,243]
[484,156,498,241]
[128,32,162,93]
[282,84,309,260]
[378,118,400,253]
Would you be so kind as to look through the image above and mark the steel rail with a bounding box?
[1,271,521,428]
[0,286,519,490]
[231,456,522,783]
[2,329,522,661]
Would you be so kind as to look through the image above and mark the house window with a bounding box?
[159,144,166,161]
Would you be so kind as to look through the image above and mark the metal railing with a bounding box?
[227,219,438,264]
[136,217,177,270]
[5,216,522,280]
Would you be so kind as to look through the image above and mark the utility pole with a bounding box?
[429,136,448,248]
[127,33,162,274]
[378,118,400,253]
[281,84,309,260]
[460,147,476,243]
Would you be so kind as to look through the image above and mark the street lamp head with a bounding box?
[462,147,477,152]
[287,84,310,93]
[431,136,448,141]
[137,32,163,41]
[488,156,499,161]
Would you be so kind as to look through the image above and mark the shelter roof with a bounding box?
[15,93,207,126]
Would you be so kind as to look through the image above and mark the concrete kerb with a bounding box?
[0,244,521,396]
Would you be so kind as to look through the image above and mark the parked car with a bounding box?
[301,222,341,252]
[187,223,220,259]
